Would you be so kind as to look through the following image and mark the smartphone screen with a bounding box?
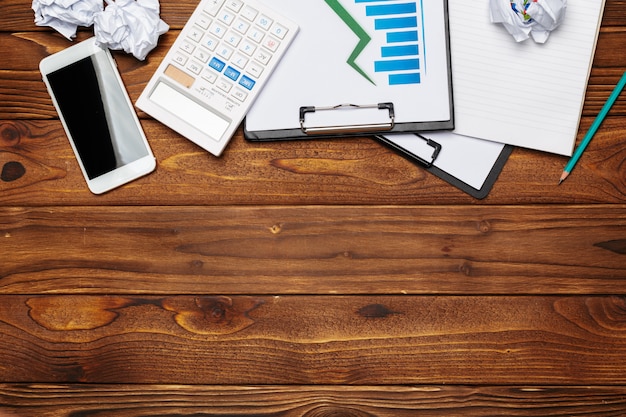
[46,54,150,180]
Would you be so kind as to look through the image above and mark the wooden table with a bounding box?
[2,0,626,415]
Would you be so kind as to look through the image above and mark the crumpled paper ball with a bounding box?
[490,0,567,43]
[32,0,168,60]
[32,0,103,40]
[94,0,169,60]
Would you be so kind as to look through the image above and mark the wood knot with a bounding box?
[477,220,492,233]
[189,259,204,269]
[163,296,264,335]
[1,161,26,182]
[594,239,626,255]
[1,122,21,146]
[459,261,473,276]
[358,304,398,318]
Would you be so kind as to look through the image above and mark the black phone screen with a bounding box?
[47,55,149,179]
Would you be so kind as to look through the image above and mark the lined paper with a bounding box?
[449,0,606,156]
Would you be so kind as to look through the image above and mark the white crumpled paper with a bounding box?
[32,0,103,40]
[94,0,169,60]
[490,0,567,43]
[32,0,168,60]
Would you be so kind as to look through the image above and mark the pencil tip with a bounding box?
[558,179,563,185]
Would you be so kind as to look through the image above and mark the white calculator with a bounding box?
[137,0,298,156]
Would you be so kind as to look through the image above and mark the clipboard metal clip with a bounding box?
[299,102,395,135]
[411,133,442,168]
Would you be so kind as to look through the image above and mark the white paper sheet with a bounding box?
[381,131,507,191]
[246,0,452,131]
[448,0,605,156]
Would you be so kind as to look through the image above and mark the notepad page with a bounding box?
[449,0,606,156]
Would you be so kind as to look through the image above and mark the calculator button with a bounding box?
[233,18,250,34]
[202,34,219,51]
[239,74,255,90]
[232,88,248,102]
[217,44,234,60]
[225,0,243,12]
[173,52,189,66]
[201,70,218,84]
[262,36,279,52]
[188,25,204,42]
[209,57,226,72]
[225,31,242,47]
[196,13,212,30]
[256,14,273,30]
[204,0,225,16]
[194,48,211,63]
[224,66,241,81]
[180,40,196,54]
[217,79,233,92]
[218,9,235,25]
[247,61,263,78]
[239,39,256,56]
[209,21,227,38]
[241,5,258,21]
[231,53,249,69]
[270,22,288,39]
[248,27,264,43]
[254,48,272,65]
[187,61,203,75]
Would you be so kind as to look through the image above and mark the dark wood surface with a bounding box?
[2,0,626,415]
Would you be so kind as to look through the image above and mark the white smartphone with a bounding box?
[40,37,156,194]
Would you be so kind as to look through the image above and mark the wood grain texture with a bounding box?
[1,118,626,205]
[1,9,626,205]
[2,384,626,416]
[5,31,626,120]
[1,295,626,384]
[2,0,626,414]
[1,205,625,295]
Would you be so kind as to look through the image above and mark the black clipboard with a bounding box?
[244,0,454,141]
[376,132,513,199]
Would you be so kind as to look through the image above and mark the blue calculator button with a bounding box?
[239,75,256,90]
[209,57,226,72]
[224,66,241,81]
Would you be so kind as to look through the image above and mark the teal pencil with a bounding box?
[559,71,626,184]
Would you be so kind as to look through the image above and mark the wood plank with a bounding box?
[1,205,625,295]
[2,118,626,205]
[2,384,626,416]
[1,295,626,384]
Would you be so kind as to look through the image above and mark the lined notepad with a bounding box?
[448,0,606,156]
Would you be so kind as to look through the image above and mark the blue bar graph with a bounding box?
[387,30,418,43]
[375,59,419,72]
[366,3,417,16]
[355,0,423,86]
[389,73,421,85]
[375,17,417,30]
[381,44,419,57]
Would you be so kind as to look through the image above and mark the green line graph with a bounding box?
[324,0,376,85]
